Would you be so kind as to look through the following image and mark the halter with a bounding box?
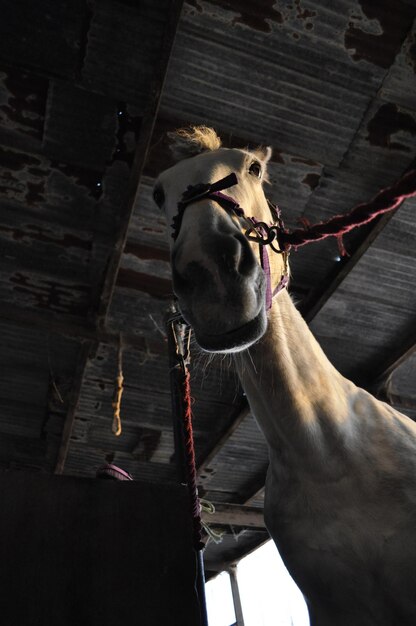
[171,173,289,310]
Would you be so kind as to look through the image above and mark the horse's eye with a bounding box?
[153,184,165,208]
[249,161,262,178]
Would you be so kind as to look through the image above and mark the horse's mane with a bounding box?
[168,126,222,160]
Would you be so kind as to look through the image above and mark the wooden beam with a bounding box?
[245,486,265,507]
[54,341,94,474]
[299,211,399,322]
[371,331,416,387]
[203,559,230,575]
[229,565,246,626]
[202,502,266,529]
[95,0,184,325]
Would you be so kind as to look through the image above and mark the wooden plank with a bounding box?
[202,502,265,529]
[245,486,265,507]
[54,341,94,474]
[229,565,246,626]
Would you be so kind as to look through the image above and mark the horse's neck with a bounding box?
[234,291,356,465]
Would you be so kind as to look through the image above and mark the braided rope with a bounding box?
[281,169,416,250]
[182,365,204,550]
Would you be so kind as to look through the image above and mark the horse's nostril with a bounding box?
[173,261,213,297]
[234,233,255,277]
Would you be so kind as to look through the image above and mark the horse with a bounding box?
[153,125,416,625]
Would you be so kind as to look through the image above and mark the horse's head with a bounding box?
[153,126,288,352]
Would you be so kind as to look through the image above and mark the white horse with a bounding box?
[153,126,416,625]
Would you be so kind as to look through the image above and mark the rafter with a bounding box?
[95,1,184,325]
[202,502,265,529]
[54,341,94,474]
[298,211,399,322]
[371,329,416,388]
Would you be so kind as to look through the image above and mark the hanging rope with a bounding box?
[280,168,416,252]
[112,334,124,437]
[169,320,204,551]
[182,365,204,550]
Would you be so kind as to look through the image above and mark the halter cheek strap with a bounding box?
[172,173,289,310]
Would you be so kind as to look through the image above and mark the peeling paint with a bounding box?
[187,0,284,33]
[294,0,316,22]
[345,0,416,69]
[0,146,102,207]
[0,65,47,139]
[50,161,103,199]
[0,224,91,250]
[291,156,320,167]
[367,102,416,151]
[302,173,321,190]
[10,272,89,315]
[25,180,45,205]
[123,242,170,262]
[117,268,172,298]
[187,0,318,34]
[0,145,40,170]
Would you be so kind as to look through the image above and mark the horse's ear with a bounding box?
[168,126,222,161]
[253,145,273,164]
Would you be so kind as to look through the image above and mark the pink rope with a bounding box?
[280,169,416,251]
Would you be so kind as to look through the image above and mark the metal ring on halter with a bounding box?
[244,222,276,245]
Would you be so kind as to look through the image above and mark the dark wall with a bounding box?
[0,471,200,626]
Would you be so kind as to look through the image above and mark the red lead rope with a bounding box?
[169,318,204,551]
[280,168,416,251]
[182,366,204,550]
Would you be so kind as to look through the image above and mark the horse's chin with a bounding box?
[192,309,267,353]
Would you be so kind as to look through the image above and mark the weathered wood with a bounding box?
[0,300,166,353]
[54,341,94,474]
[371,332,416,387]
[299,211,399,323]
[229,565,246,626]
[95,0,184,324]
[202,502,265,529]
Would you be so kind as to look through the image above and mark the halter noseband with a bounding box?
[171,173,289,310]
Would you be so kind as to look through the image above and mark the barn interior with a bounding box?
[1,0,415,613]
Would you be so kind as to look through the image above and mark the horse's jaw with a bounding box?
[188,307,267,353]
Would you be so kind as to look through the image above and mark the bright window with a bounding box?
[205,570,236,626]
[237,541,309,626]
[205,540,309,626]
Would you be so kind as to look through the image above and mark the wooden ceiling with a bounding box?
[0,0,415,574]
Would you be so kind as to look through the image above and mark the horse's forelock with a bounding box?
[168,126,222,160]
